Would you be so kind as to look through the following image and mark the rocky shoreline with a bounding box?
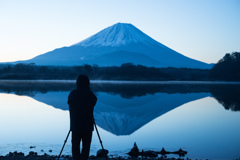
[1,143,239,160]
[0,151,186,160]
[1,151,240,160]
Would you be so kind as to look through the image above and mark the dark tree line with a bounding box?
[211,52,240,81]
[0,63,210,81]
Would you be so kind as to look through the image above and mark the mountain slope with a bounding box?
[16,23,212,69]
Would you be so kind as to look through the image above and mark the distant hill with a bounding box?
[211,52,240,81]
[13,23,213,69]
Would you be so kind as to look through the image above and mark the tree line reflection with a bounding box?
[0,81,239,111]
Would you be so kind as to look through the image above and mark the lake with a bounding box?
[0,80,240,160]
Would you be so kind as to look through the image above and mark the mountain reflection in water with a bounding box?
[0,81,239,136]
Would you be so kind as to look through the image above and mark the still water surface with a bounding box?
[0,81,240,160]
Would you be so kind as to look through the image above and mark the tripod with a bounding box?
[57,121,107,160]
[94,121,108,160]
[57,130,71,160]
[94,121,105,152]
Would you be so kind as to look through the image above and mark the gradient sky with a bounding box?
[0,0,239,64]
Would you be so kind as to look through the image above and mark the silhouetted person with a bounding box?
[68,75,97,160]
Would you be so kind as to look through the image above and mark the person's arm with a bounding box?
[68,92,73,113]
[67,91,73,105]
[90,91,97,107]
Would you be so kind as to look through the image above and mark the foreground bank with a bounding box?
[0,151,205,160]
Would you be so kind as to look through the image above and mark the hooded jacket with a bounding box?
[68,87,97,133]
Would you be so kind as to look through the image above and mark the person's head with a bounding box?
[76,75,90,89]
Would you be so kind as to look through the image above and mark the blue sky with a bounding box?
[0,0,239,64]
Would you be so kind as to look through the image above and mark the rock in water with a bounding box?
[97,149,109,157]
[172,148,188,157]
[159,147,170,155]
[127,142,140,157]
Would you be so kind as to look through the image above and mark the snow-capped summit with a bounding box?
[74,23,159,47]
[13,23,213,69]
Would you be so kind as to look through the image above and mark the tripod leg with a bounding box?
[58,130,71,160]
[94,123,104,150]
[94,122,108,160]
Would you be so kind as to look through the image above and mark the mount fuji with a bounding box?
[17,23,212,68]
